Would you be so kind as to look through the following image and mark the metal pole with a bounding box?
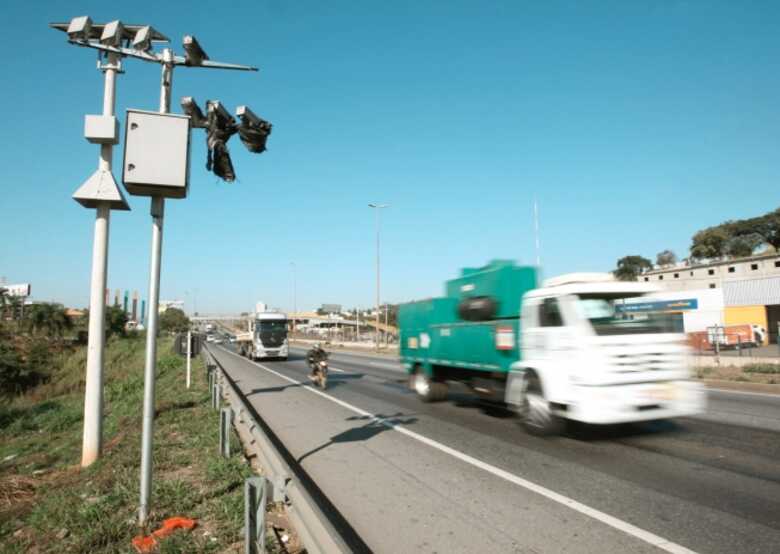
[291,262,296,337]
[186,329,192,388]
[139,49,173,526]
[375,208,380,352]
[81,51,119,468]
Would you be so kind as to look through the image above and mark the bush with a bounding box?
[0,339,25,398]
[743,363,780,374]
[159,308,190,333]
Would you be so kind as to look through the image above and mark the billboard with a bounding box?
[616,298,698,313]
[2,283,31,297]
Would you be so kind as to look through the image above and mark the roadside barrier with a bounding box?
[244,477,267,554]
[202,347,352,554]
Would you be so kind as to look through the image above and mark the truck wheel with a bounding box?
[520,375,563,436]
[410,369,448,402]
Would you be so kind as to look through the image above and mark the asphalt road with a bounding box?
[209,344,780,553]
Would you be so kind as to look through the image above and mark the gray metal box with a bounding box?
[84,115,118,145]
[122,109,191,199]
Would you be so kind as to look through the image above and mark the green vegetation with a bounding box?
[614,206,780,277]
[742,363,780,375]
[0,336,257,553]
[690,207,780,260]
[159,308,190,333]
[613,255,652,281]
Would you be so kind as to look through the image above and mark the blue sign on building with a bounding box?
[615,298,698,313]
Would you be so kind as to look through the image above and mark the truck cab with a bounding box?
[505,274,706,434]
[237,311,289,361]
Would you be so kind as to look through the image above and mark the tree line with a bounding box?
[614,207,780,281]
[1,288,191,398]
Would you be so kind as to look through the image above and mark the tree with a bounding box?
[0,338,24,398]
[24,303,73,339]
[105,306,129,337]
[656,250,677,267]
[756,208,780,250]
[724,232,764,258]
[690,227,729,261]
[614,256,652,281]
[159,308,190,333]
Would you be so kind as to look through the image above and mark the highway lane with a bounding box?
[294,346,780,432]
[213,344,780,553]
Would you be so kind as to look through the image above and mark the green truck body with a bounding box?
[399,260,538,378]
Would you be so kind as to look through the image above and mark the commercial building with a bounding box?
[639,253,780,344]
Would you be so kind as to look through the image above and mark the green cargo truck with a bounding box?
[399,260,705,435]
[399,260,537,402]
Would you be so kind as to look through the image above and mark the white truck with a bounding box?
[504,274,706,434]
[236,311,289,361]
[401,263,706,435]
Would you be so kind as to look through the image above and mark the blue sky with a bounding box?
[1,1,778,314]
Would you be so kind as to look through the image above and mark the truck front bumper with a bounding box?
[565,380,706,425]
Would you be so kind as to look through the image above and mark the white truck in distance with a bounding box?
[236,311,289,361]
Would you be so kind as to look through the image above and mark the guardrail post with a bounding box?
[212,382,222,411]
[220,407,233,458]
[244,476,267,554]
[208,367,215,395]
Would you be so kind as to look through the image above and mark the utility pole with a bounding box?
[369,203,388,352]
[138,48,173,525]
[52,19,132,469]
[534,197,541,267]
[291,262,297,337]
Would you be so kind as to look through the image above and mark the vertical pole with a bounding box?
[291,262,297,338]
[375,208,380,352]
[139,49,174,526]
[534,197,541,267]
[82,205,110,466]
[186,329,192,388]
[81,51,119,468]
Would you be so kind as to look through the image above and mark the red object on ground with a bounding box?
[132,517,198,552]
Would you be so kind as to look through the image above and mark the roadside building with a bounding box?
[639,253,780,344]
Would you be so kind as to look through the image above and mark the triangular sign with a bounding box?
[73,169,130,211]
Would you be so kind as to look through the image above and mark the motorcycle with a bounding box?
[307,352,329,389]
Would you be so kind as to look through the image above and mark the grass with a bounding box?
[0,335,261,553]
[694,361,780,384]
[742,363,780,375]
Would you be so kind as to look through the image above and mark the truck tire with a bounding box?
[410,369,448,402]
[520,374,563,436]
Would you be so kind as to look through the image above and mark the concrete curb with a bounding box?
[702,379,780,395]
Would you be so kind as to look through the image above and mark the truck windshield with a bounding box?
[257,321,287,333]
[576,294,677,336]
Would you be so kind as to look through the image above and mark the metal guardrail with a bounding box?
[202,346,353,554]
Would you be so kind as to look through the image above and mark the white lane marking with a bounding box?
[707,388,780,399]
[217,346,696,554]
[329,367,346,373]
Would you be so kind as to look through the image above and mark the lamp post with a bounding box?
[368,203,388,352]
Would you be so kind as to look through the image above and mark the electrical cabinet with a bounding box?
[122,109,191,199]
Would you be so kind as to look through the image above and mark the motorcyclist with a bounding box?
[307,343,328,379]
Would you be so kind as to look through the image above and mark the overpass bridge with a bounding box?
[193,312,398,337]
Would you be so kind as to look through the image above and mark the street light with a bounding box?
[52,16,268,526]
[368,203,389,352]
